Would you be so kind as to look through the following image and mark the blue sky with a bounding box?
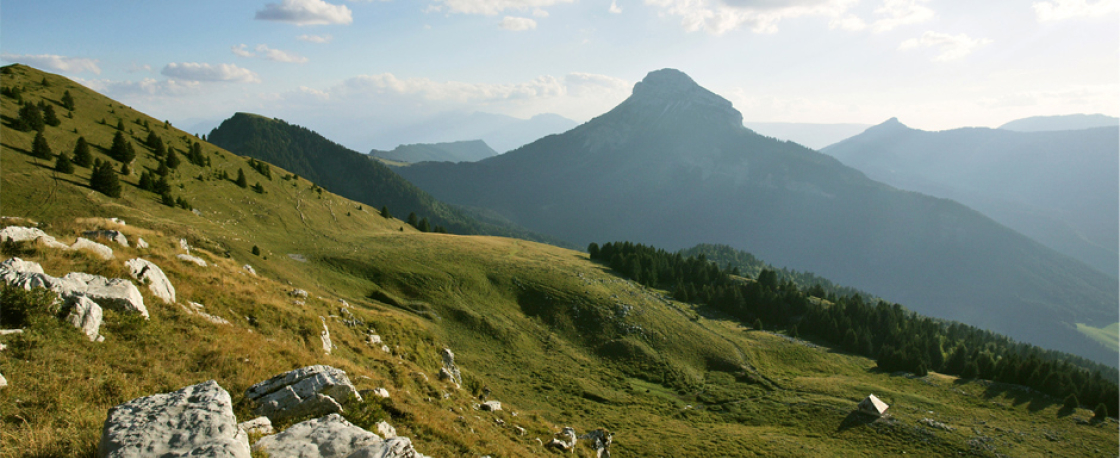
[2,0,1117,150]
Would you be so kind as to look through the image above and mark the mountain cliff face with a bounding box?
[823,118,1119,277]
[397,69,1119,365]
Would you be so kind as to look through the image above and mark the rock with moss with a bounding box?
[439,348,462,389]
[64,295,104,342]
[98,380,250,458]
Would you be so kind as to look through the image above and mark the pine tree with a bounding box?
[61,90,75,111]
[116,119,125,131]
[417,217,431,232]
[380,206,391,218]
[72,136,92,167]
[16,103,44,132]
[109,131,130,162]
[253,182,264,194]
[40,77,50,87]
[161,192,176,207]
[90,161,122,197]
[252,245,261,256]
[1093,403,1109,421]
[407,212,418,227]
[54,151,74,174]
[166,147,180,169]
[235,169,248,188]
[1064,393,1079,410]
[138,171,153,191]
[31,130,52,159]
[156,160,170,177]
[120,161,131,176]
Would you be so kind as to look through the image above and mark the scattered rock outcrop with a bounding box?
[177,253,207,267]
[439,348,462,389]
[375,421,397,439]
[65,295,104,342]
[136,238,149,249]
[579,429,613,458]
[546,427,578,452]
[320,316,334,355]
[71,237,114,260]
[480,401,501,412]
[1,257,148,319]
[83,230,129,247]
[243,264,256,275]
[125,258,175,304]
[246,365,362,424]
[183,301,231,325]
[98,380,250,458]
[253,413,430,458]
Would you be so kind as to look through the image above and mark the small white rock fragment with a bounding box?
[176,254,207,267]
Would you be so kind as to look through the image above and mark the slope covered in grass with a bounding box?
[1,64,1116,457]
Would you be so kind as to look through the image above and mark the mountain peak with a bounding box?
[612,68,742,130]
[633,68,700,96]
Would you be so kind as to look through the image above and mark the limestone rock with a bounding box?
[372,388,391,399]
[480,401,501,412]
[179,238,190,252]
[290,289,309,298]
[439,348,462,389]
[83,230,129,247]
[238,416,274,436]
[71,237,114,260]
[252,413,379,458]
[0,226,51,243]
[183,302,231,325]
[246,365,362,423]
[579,429,613,458]
[65,295,103,342]
[177,254,207,267]
[135,238,149,249]
[57,272,148,318]
[347,437,431,458]
[0,257,44,275]
[108,218,126,226]
[98,379,250,458]
[126,258,176,304]
[514,426,526,436]
[375,421,397,439]
[546,427,577,452]
[0,257,55,290]
[0,371,6,388]
[320,316,334,355]
[243,264,256,275]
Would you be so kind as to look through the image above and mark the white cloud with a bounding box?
[829,14,865,30]
[79,78,202,97]
[257,45,309,63]
[870,0,934,33]
[0,53,101,74]
[500,16,538,30]
[533,8,550,17]
[1033,0,1120,21]
[127,63,154,73]
[610,0,623,13]
[232,44,256,57]
[255,0,353,25]
[644,0,858,35]
[899,31,992,62]
[298,33,334,43]
[161,62,261,83]
[434,0,573,15]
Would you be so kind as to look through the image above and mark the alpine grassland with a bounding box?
[1,64,1116,457]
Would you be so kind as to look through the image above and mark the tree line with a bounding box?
[589,240,1118,418]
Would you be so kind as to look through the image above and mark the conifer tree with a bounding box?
[407,212,418,227]
[70,137,93,167]
[61,90,75,111]
[42,104,60,127]
[16,103,44,132]
[54,151,74,174]
[253,182,264,194]
[252,245,261,256]
[418,217,431,232]
[380,206,391,218]
[156,160,170,177]
[166,147,180,169]
[109,131,130,162]
[90,161,122,197]
[120,161,131,176]
[1093,403,1108,421]
[235,169,248,188]
[138,171,153,191]
[161,192,176,207]
[31,130,52,159]
[116,119,125,131]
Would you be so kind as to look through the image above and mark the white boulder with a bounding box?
[177,254,207,267]
[98,380,250,458]
[375,421,397,439]
[135,238,149,249]
[480,401,501,411]
[246,365,362,424]
[57,272,147,318]
[71,237,114,260]
[243,264,256,275]
[0,226,50,243]
[126,258,175,304]
[179,238,190,252]
[65,295,104,342]
[238,416,274,436]
[347,437,431,458]
[320,316,334,355]
[252,414,379,458]
[438,348,462,389]
[546,427,578,452]
[0,371,6,389]
[83,230,129,247]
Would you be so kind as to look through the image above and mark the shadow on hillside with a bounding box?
[836,410,878,432]
[955,379,1057,413]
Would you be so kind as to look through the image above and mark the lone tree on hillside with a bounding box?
[89,160,122,197]
[41,103,60,127]
[380,206,391,219]
[252,245,261,256]
[116,119,125,131]
[71,136,92,167]
[54,151,74,174]
[31,131,52,160]
[165,147,180,169]
[61,90,75,111]
[235,169,248,188]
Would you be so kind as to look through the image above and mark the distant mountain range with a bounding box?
[998,114,1119,132]
[822,118,1119,278]
[365,111,578,154]
[395,69,1119,365]
[743,122,872,150]
[370,140,498,164]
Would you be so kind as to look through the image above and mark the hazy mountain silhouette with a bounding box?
[396,69,1119,365]
[999,114,1119,132]
[744,121,871,150]
[823,118,1118,277]
[370,140,498,164]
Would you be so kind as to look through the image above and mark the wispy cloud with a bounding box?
[870,0,935,33]
[161,63,261,83]
[644,0,859,35]
[609,0,623,13]
[255,0,353,25]
[432,0,574,15]
[297,33,334,43]
[79,78,202,97]
[500,16,538,30]
[1033,0,1120,21]
[0,53,101,74]
[234,44,310,63]
[899,31,992,62]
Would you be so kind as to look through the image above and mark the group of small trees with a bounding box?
[405,212,447,233]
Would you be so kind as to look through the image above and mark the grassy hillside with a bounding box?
[1,64,1116,457]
